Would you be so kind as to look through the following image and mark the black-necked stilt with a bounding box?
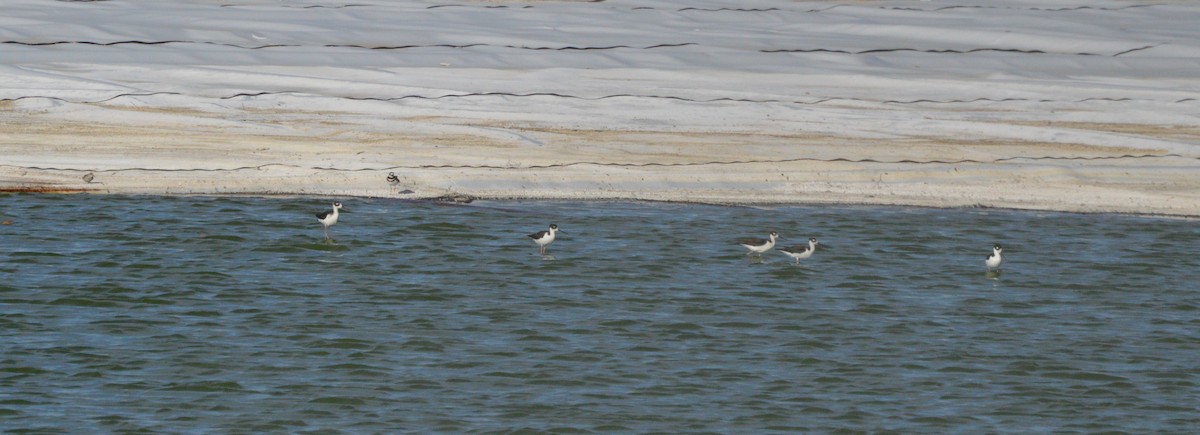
[528,224,560,255]
[985,244,1003,270]
[739,231,779,256]
[778,237,819,264]
[315,202,347,240]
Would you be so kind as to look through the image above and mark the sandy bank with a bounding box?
[2,0,1198,215]
[2,101,1197,216]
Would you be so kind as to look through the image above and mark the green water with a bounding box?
[2,195,1197,432]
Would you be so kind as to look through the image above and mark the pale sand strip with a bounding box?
[3,101,1198,217]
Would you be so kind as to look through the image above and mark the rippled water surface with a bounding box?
[2,194,1198,432]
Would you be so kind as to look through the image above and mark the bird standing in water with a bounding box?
[738,231,779,256]
[986,244,1003,271]
[315,202,347,240]
[528,224,561,255]
[778,237,820,265]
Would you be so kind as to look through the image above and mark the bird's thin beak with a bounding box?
[340,208,350,213]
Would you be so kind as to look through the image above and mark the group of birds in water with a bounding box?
[736,230,820,265]
[314,201,1005,271]
[731,230,1003,271]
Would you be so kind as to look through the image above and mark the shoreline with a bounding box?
[3,134,1198,217]
[3,124,1197,217]
[4,188,1198,222]
[4,164,1199,219]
